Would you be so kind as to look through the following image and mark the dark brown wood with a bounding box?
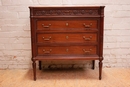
[37,33,97,43]
[99,59,103,80]
[34,55,99,61]
[29,6,105,81]
[38,46,97,55]
[92,60,95,69]
[32,60,36,81]
[37,20,98,30]
[39,61,42,70]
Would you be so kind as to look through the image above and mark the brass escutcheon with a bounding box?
[66,49,69,52]
[66,23,69,26]
[66,36,69,39]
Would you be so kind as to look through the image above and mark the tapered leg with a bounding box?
[92,60,95,69]
[99,60,103,80]
[39,61,42,70]
[32,61,36,81]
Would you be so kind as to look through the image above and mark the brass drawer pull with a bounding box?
[42,24,51,28]
[83,23,92,28]
[43,49,52,54]
[83,36,92,41]
[83,49,92,53]
[42,36,51,41]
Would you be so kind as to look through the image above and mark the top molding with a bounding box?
[29,6,105,17]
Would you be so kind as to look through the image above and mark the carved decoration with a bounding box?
[34,9,99,16]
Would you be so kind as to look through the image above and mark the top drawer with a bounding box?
[36,20,98,31]
[29,6,104,17]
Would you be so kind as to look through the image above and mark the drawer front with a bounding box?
[31,8,100,16]
[37,46,97,55]
[37,33,97,43]
[37,20,98,31]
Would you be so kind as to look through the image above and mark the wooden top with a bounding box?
[29,6,105,8]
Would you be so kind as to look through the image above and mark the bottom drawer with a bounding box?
[37,46,97,55]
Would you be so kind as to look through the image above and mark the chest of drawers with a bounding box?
[29,6,105,81]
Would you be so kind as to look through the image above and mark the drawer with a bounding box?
[37,20,98,31]
[37,33,97,43]
[37,46,97,55]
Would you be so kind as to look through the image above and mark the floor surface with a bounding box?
[0,68,130,87]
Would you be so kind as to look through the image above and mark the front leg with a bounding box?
[99,59,103,80]
[32,60,36,81]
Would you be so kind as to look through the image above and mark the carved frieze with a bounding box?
[34,9,99,16]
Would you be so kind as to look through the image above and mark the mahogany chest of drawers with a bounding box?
[29,6,105,81]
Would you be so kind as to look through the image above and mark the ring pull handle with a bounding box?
[42,36,51,41]
[83,36,92,41]
[43,49,52,54]
[83,23,92,28]
[42,24,51,28]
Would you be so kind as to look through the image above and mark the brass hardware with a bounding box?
[66,49,69,52]
[42,36,51,41]
[66,36,69,39]
[42,24,51,28]
[83,23,92,28]
[83,36,92,41]
[89,49,92,51]
[43,49,52,54]
[66,23,69,26]
[83,49,92,53]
